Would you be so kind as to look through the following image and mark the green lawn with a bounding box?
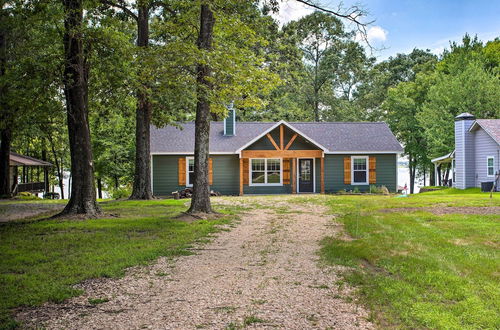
[319,189,500,329]
[0,199,235,329]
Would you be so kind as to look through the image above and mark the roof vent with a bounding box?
[224,104,236,136]
[455,113,475,121]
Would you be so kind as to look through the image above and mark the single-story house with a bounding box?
[150,110,403,195]
[431,113,500,190]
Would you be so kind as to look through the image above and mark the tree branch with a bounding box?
[149,1,177,16]
[101,0,138,21]
[293,0,375,50]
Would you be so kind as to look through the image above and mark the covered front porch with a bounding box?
[9,152,52,196]
[431,151,454,187]
[237,123,325,195]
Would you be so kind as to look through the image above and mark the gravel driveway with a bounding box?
[17,196,372,329]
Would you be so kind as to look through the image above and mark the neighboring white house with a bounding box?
[432,113,500,191]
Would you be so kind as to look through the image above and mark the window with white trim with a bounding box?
[352,156,368,184]
[250,158,282,185]
[187,157,194,186]
[487,156,494,176]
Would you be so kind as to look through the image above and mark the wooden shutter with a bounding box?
[283,158,290,184]
[343,157,351,184]
[208,158,213,185]
[178,158,186,186]
[369,156,376,184]
[243,158,249,185]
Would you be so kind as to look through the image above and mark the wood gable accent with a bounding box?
[343,157,351,184]
[241,150,323,158]
[284,133,298,150]
[280,124,284,150]
[178,157,186,186]
[238,123,325,195]
[266,133,280,150]
[369,156,376,184]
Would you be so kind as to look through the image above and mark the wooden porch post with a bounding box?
[320,156,325,194]
[292,158,296,194]
[239,157,243,196]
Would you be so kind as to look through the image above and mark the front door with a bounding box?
[299,159,314,193]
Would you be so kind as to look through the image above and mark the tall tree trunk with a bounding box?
[130,5,153,200]
[97,177,102,199]
[187,3,215,214]
[42,148,49,194]
[0,129,11,197]
[409,154,416,194]
[59,0,100,216]
[0,14,10,198]
[48,135,64,199]
[430,164,435,186]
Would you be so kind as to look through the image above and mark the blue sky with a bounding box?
[275,0,500,61]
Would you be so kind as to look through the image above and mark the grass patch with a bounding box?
[0,199,234,327]
[243,315,267,326]
[319,189,500,329]
[88,297,109,305]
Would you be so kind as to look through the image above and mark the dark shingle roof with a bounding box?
[151,121,403,153]
[473,119,500,145]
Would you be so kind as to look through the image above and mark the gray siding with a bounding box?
[473,128,500,187]
[455,119,476,189]
[152,155,240,196]
[324,154,397,193]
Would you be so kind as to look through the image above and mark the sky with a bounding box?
[274,0,500,61]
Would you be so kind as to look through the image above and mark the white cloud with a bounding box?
[367,26,388,42]
[271,0,314,26]
[431,46,445,55]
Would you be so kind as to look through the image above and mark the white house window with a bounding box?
[352,156,368,184]
[187,157,195,186]
[487,156,494,176]
[251,158,282,185]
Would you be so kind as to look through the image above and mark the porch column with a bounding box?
[292,158,297,194]
[434,163,438,186]
[320,156,325,194]
[239,157,243,196]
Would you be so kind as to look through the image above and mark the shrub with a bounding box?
[15,192,41,200]
[369,185,381,194]
[353,186,360,193]
[337,189,347,194]
[110,186,132,199]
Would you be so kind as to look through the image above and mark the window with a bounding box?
[187,157,194,186]
[487,156,494,176]
[351,156,368,184]
[250,158,282,185]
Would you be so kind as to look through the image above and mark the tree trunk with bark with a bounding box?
[59,0,100,216]
[0,18,11,198]
[0,129,11,197]
[129,5,154,200]
[97,177,103,199]
[187,3,215,214]
[409,154,416,194]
